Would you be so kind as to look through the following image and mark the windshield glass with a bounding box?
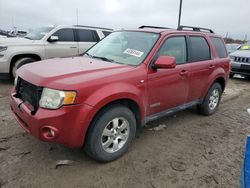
[25,27,54,40]
[240,44,250,50]
[85,31,159,66]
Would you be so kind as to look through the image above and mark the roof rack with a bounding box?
[177,25,214,33]
[139,25,171,29]
[73,25,113,31]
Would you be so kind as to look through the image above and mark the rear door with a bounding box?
[186,35,214,102]
[77,29,100,55]
[44,28,78,58]
[147,35,190,115]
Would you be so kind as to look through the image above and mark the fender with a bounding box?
[83,82,146,121]
[202,67,226,98]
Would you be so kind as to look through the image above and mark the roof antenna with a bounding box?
[76,8,79,25]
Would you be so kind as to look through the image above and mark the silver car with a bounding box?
[230,43,250,79]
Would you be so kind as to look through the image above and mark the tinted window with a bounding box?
[103,31,112,37]
[78,29,99,42]
[211,37,227,58]
[53,29,74,42]
[157,36,187,65]
[190,36,210,62]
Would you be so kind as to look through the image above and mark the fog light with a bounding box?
[50,129,55,137]
[41,126,58,140]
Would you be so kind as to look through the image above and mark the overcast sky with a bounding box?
[0,0,249,40]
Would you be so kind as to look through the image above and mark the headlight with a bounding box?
[39,88,76,109]
[0,46,8,52]
[230,56,234,61]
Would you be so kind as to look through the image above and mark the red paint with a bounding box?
[10,29,230,148]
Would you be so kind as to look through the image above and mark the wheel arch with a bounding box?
[214,76,226,91]
[10,53,42,73]
[83,98,142,147]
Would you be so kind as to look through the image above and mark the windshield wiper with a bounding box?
[84,53,125,65]
[92,55,115,63]
[84,52,93,58]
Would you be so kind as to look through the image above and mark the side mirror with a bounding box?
[48,35,59,42]
[154,56,176,69]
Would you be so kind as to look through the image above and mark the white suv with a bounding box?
[0,25,112,79]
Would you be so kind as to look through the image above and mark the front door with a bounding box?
[44,28,78,59]
[147,36,189,115]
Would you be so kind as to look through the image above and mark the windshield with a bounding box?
[85,31,159,66]
[25,27,54,40]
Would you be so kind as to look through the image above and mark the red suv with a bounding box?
[10,25,230,162]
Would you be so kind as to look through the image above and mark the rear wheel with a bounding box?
[198,83,222,116]
[85,105,136,162]
[11,57,35,78]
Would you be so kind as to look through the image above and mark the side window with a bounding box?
[157,36,187,65]
[53,29,74,42]
[211,37,227,58]
[78,29,99,42]
[102,31,112,37]
[190,36,211,62]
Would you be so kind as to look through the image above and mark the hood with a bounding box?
[0,37,41,46]
[17,56,133,89]
[230,50,250,58]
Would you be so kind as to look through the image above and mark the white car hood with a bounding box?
[230,50,250,58]
[0,37,42,46]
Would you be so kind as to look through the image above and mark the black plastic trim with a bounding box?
[143,100,202,124]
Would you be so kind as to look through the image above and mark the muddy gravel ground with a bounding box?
[0,78,250,188]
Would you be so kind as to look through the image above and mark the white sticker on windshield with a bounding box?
[124,48,144,58]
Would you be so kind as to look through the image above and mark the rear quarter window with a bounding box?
[211,37,228,58]
[102,31,112,37]
[190,36,211,62]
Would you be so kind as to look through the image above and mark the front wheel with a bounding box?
[198,83,222,116]
[11,57,35,79]
[85,105,136,162]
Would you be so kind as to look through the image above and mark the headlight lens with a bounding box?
[39,88,76,109]
[0,46,8,52]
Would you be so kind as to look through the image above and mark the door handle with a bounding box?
[179,70,188,76]
[70,46,77,48]
[209,65,215,69]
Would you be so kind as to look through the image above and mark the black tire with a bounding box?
[85,105,136,162]
[198,82,222,116]
[245,76,250,80]
[229,72,234,78]
[11,57,35,79]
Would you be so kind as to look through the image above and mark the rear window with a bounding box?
[102,31,112,37]
[211,37,227,58]
[190,36,211,62]
[78,29,99,42]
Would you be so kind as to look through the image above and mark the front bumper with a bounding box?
[10,92,94,148]
[0,57,10,74]
[231,61,250,76]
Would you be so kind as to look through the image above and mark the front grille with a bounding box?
[234,56,250,63]
[232,68,250,74]
[15,78,42,115]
